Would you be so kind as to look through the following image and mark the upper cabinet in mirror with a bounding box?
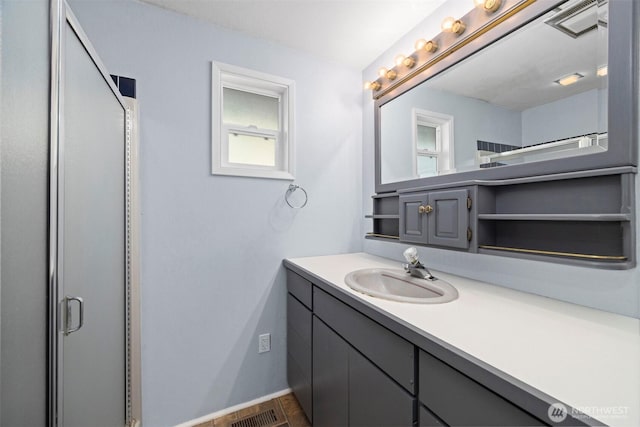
[374,0,637,193]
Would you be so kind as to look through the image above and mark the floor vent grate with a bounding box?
[231,408,282,427]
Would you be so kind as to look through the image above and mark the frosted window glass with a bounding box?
[228,133,276,166]
[417,125,437,151]
[223,88,279,130]
[417,155,438,177]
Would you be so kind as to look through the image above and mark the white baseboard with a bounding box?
[175,388,292,427]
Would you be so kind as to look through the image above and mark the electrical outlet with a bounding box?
[258,333,271,353]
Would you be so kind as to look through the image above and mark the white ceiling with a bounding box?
[139,0,447,69]
[418,2,607,111]
[426,1,608,110]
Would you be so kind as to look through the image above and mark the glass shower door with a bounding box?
[56,12,126,427]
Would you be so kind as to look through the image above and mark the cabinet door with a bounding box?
[427,189,470,249]
[287,294,312,420]
[313,317,349,427]
[400,193,429,243]
[419,350,544,426]
[349,348,415,427]
[419,404,445,427]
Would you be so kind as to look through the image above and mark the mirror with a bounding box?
[379,0,609,186]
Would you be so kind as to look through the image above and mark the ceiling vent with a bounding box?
[546,0,608,38]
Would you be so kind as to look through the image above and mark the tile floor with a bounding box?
[196,393,311,427]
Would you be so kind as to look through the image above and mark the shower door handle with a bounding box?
[63,296,84,336]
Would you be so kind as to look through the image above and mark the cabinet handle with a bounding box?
[418,205,433,214]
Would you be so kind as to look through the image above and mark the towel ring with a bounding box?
[285,184,308,209]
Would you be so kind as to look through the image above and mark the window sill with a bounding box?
[211,166,295,181]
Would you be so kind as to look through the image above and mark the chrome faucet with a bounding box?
[402,247,436,281]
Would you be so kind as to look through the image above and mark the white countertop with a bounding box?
[287,252,640,427]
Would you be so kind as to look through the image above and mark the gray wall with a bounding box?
[68,0,363,425]
[0,0,50,425]
[362,0,640,318]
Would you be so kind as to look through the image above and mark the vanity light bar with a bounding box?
[364,0,507,94]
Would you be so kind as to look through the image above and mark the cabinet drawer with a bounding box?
[314,287,415,394]
[419,350,544,426]
[286,269,312,309]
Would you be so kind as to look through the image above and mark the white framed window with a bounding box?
[212,61,295,180]
[412,108,454,178]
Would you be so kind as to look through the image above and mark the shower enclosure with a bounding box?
[48,1,140,426]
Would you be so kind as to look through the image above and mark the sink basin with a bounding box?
[345,268,458,304]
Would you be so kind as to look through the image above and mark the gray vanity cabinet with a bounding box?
[313,316,414,427]
[286,266,582,426]
[400,188,471,249]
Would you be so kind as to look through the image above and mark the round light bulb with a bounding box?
[452,19,466,35]
[364,81,372,90]
[394,54,406,67]
[415,38,427,50]
[475,0,501,12]
[486,0,500,11]
[424,40,438,53]
[403,56,416,68]
[441,16,456,32]
[378,67,388,78]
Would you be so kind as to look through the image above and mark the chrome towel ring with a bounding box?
[285,184,308,209]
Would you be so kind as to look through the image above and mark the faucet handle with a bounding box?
[403,247,419,264]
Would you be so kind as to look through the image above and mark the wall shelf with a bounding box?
[474,173,635,268]
[365,233,400,240]
[365,214,400,219]
[478,245,627,261]
[369,194,401,238]
[477,213,631,221]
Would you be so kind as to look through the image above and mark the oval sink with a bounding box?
[345,268,458,304]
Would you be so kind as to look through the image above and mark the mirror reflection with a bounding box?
[380,0,608,185]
